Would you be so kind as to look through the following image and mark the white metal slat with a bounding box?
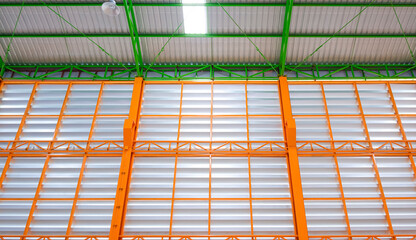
[64,84,100,115]
[391,83,416,115]
[210,200,251,234]
[56,117,93,141]
[70,200,114,235]
[98,84,133,115]
[386,199,416,234]
[213,84,246,115]
[357,84,394,115]
[182,84,211,115]
[129,157,175,199]
[323,84,360,115]
[305,200,348,236]
[141,84,181,115]
[0,117,21,141]
[346,200,390,235]
[29,84,68,116]
[376,156,416,198]
[39,157,83,199]
[401,117,416,140]
[29,200,72,235]
[0,84,33,115]
[299,157,341,198]
[172,200,209,234]
[92,116,127,141]
[175,157,209,199]
[0,201,32,235]
[252,200,294,235]
[365,117,403,149]
[0,157,45,199]
[78,157,121,198]
[247,84,280,115]
[19,117,59,141]
[289,84,325,115]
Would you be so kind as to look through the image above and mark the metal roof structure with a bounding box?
[0,0,415,80]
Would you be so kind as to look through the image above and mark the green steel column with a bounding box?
[279,0,294,76]
[123,0,144,76]
[0,55,5,77]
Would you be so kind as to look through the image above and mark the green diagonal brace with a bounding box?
[123,0,144,76]
[279,0,294,76]
[0,55,5,77]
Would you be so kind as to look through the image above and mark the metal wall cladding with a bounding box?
[0,37,135,64]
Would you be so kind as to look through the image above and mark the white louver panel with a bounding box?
[56,117,93,141]
[182,84,211,115]
[247,84,280,115]
[124,200,171,235]
[337,156,380,198]
[346,200,389,235]
[295,117,330,149]
[19,117,58,141]
[0,84,33,115]
[300,157,341,198]
[212,118,247,141]
[249,117,283,141]
[78,157,121,198]
[375,156,416,198]
[401,117,416,140]
[179,117,210,141]
[253,200,294,235]
[29,84,67,115]
[98,84,133,115]
[138,117,179,141]
[172,200,209,234]
[64,84,100,115]
[0,117,21,140]
[365,117,403,148]
[175,157,209,198]
[323,84,360,115]
[211,200,251,234]
[330,117,367,149]
[305,200,348,236]
[141,84,181,115]
[211,157,249,198]
[28,200,72,235]
[40,157,83,199]
[289,84,325,115]
[129,157,175,199]
[213,84,245,115]
[391,83,416,114]
[0,157,45,198]
[92,116,127,141]
[0,201,32,235]
[70,200,114,235]
[357,84,394,115]
[250,157,290,198]
[0,157,6,174]
[386,200,416,234]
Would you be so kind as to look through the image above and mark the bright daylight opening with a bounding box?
[182,0,207,34]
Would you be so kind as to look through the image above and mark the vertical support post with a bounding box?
[109,77,144,240]
[278,76,308,240]
[279,0,294,76]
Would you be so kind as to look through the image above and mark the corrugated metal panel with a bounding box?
[0,6,129,34]
[296,0,415,3]
[0,37,134,64]
[135,6,184,34]
[140,37,279,64]
[208,6,284,34]
[286,37,416,64]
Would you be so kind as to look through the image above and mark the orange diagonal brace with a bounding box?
[279,76,308,240]
[109,77,144,240]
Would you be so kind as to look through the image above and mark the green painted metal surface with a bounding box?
[123,0,143,76]
[279,0,293,76]
[2,64,415,81]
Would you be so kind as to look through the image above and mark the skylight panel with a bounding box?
[182,0,208,34]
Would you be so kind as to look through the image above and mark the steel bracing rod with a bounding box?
[279,0,294,76]
[2,33,416,38]
[1,2,416,7]
[123,0,143,76]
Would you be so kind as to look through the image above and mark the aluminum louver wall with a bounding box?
[0,80,416,240]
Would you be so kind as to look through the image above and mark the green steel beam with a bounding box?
[279,0,294,76]
[2,64,416,81]
[123,0,143,76]
[2,33,416,38]
[1,2,416,7]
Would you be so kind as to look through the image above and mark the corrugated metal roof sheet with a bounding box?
[286,37,416,64]
[0,37,134,64]
[140,37,280,64]
[291,6,416,34]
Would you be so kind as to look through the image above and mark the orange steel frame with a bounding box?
[0,78,416,240]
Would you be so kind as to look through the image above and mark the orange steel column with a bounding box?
[109,77,144,240]
[278,76,308,240]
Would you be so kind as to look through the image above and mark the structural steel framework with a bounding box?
[0,77,416,240]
